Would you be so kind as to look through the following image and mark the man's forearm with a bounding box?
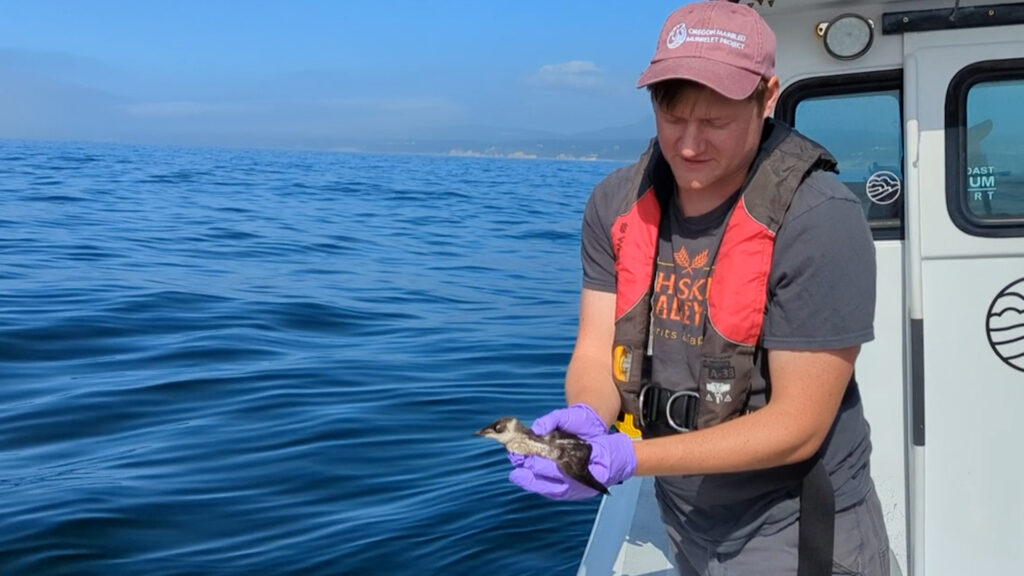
[633,403,820,476]
[564,351,621,427]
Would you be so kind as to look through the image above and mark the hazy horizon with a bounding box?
[0,1,688,152]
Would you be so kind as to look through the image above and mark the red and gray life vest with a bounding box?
[610,121,837,434]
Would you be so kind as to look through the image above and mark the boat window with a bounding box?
[777,71,904,241]
[946,61,1024,235]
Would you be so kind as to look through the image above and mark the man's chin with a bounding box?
[678,179,711,192]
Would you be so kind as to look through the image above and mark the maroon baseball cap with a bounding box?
[636,0,776,100]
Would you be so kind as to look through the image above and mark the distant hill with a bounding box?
[346,137,648,162]
[568,116,655,141]
[347,115,655,162]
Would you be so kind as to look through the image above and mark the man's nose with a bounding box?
[678,124,704,158]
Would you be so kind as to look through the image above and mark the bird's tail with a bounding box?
[559,460,610,496]
[577,470,610,495]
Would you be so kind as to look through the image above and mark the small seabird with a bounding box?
[476,416,609,495]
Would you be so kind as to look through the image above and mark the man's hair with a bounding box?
[648,79,770,113]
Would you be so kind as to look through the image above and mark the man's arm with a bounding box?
[633,346,857,476]
[564,288,622,427]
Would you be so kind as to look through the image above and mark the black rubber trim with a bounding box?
[910,319,925,447]
[883,3,1024,35]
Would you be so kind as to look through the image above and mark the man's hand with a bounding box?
[508,432,636,500]
[508,403,609,467]
[531,403,609,439]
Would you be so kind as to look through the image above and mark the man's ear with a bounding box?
[763,76,781,118]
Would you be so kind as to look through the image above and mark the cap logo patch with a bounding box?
[667,25,747,51]
[667,23,688,49]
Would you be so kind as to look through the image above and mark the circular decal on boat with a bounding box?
[986,277,1024,373]
[866,170,901,205]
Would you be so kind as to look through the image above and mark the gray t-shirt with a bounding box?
[581,153,877,552]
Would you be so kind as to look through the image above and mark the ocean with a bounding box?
[0,140,628,575]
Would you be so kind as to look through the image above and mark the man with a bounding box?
[508,1,890,575]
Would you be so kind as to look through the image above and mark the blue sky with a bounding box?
[0,1,694,149]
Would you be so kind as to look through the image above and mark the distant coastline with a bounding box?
[344,137,652,162]
[447,148,603,162]
[0,133,652,163]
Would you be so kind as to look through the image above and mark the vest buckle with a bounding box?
[638,384,700,436]
[665,390,700,432]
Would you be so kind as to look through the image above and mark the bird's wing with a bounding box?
[557,442,609,496]
[546,429,585,445]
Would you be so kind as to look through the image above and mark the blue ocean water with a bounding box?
[0,140,627,575]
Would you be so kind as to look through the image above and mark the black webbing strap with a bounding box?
[797,457,835,576]
[637,385,700,436]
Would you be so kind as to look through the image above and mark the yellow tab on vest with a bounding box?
[614,413,642,439]
[613,345,632,382]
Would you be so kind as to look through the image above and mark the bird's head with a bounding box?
[475,417,524,445]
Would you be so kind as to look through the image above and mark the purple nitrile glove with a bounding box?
[508,432,636,500]
[507,403,609,468]
[530,403,609,439]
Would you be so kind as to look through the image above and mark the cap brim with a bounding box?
[636,57,762,100]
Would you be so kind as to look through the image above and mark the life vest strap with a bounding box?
[798,457,835,576]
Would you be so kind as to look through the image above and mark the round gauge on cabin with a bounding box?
[824,14,874,60]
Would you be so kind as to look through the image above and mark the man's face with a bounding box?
[654,81,777,197]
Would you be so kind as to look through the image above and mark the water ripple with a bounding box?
[0,139,624,575]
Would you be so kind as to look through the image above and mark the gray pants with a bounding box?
[669,485,890,576]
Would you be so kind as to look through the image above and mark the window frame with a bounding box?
[945,58,1024,237]
[777,69,905,241]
